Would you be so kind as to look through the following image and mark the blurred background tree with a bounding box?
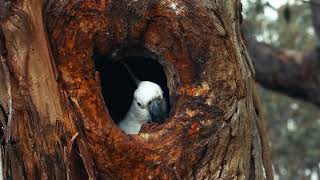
[243,0,320,179]
[244,0,316,50]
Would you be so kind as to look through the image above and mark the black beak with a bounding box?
[148,98,167,123]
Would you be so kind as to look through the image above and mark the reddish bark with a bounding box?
[0,0,272,179]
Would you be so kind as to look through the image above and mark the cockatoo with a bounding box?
[117,62,167,134]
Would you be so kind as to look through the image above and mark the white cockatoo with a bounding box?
[117,62,167,134]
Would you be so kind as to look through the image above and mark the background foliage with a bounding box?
[243,0,320,179]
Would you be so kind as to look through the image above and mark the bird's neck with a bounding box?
[119,104,151,134]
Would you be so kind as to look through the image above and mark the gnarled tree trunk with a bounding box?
[0,0,272,179]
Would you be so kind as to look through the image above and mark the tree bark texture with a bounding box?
[244,0,320,108]
[0,0,272,179]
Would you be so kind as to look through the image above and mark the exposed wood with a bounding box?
[0,0,69,179]
[0,0,272,179]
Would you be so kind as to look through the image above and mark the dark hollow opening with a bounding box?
[70,143,89,180]
[94,50,171,124]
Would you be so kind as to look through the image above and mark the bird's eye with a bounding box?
[137,102,142,107]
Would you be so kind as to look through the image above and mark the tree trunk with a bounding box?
[0,0,272,179]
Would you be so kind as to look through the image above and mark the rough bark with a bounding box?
[0,0,272,179]
[244,0,320,108]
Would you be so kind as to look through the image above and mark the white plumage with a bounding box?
[118,81,167,134]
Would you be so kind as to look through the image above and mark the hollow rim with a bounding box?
[95,44,181,133]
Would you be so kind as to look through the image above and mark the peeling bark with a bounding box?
[0,0,272,179]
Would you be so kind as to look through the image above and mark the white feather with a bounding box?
[118,81,164,134]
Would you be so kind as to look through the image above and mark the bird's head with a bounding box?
[133,81,168,123]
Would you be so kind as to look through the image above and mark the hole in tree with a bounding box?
[94,47,171,124]
[70,143,89,180]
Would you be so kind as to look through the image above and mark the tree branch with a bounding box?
[244,31,320,107]
[243,1,320,108]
